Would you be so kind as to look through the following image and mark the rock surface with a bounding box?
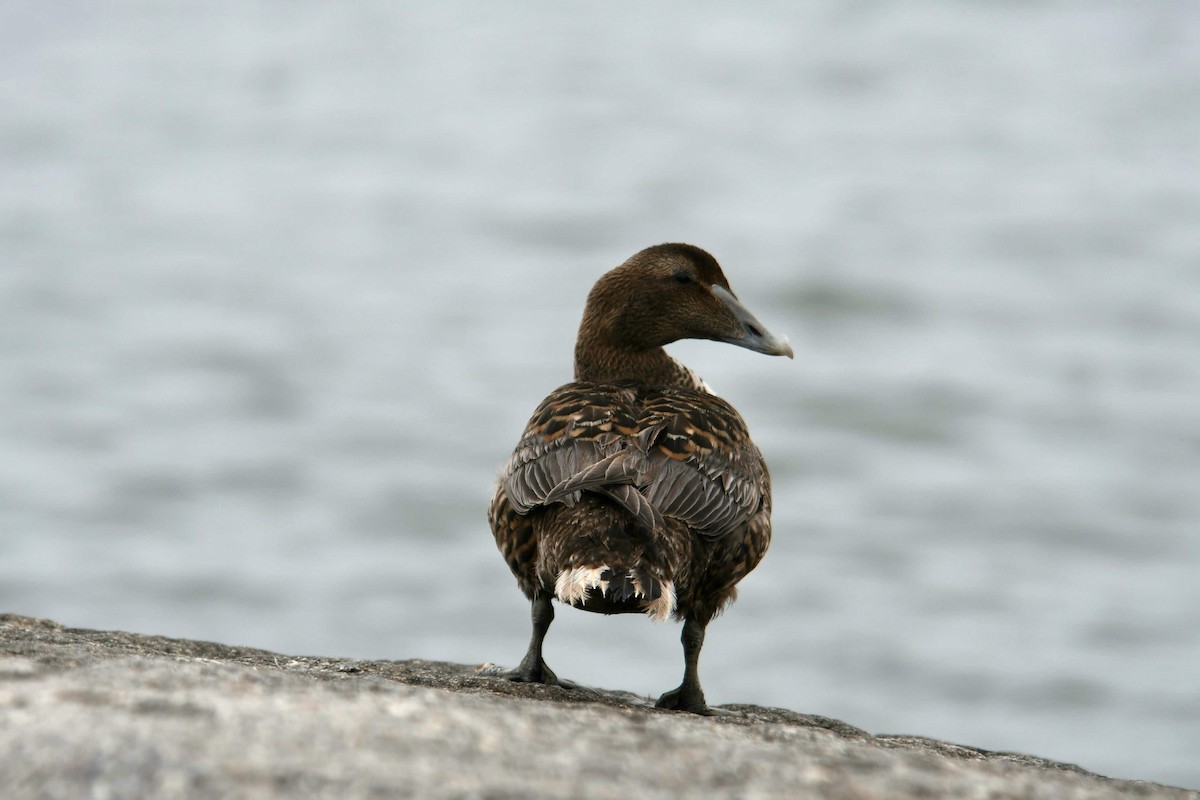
[0,614,1193,799]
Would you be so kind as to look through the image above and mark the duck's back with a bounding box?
[488,381,773,622]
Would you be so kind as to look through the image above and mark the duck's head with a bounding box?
[575,243,793,385]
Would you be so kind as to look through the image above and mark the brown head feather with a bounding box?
[573,244,763,386]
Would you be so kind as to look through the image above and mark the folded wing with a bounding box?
[499,383,766,540]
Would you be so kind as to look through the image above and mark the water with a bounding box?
[3,1,1199,789]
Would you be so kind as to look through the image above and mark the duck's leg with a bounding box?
[655,615,713,714]
[503,589,562,685]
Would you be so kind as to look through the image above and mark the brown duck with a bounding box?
[488,243,793,714]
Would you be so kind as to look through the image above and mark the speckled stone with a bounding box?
[1,614,1194,800]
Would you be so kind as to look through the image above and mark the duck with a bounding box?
[487,243,793,714]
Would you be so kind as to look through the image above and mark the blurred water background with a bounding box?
[2,1,1199,789]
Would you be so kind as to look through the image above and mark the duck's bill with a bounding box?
[710,284,795,359]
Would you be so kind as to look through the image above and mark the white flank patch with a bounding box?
[642,580,676,622]
[554,566,610,606]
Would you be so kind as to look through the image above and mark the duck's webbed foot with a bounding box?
[655,615,731,715]
[654,681,709,714]
[502,652,566,686]
[491,590,577,689]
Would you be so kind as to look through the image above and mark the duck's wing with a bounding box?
[492,384,768,542]
[638,390,768,541]
[493,384,661,531]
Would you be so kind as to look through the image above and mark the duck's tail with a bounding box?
[535,499,676,622]
[553,564,676,622]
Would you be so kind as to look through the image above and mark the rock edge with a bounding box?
[0,614,1194,799]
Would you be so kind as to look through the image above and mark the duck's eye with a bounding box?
[672,271,693,285]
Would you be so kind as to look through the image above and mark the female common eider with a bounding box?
[488,243,793,714]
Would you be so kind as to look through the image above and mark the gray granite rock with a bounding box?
[0,614,1193,799]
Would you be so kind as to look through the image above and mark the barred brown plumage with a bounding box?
[487,243,792,714]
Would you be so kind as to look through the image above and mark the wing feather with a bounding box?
[493,382,767,540]
[598,484,666,532]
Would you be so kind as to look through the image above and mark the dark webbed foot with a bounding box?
[656,615,731,715]
[654,687,736,716]
[490,590,577,689]
[655,683,709,714]
[504,653,558,684]
[497,654,578,689]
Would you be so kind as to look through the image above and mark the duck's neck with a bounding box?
[571,273,711,391]
[574,335,708,391]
